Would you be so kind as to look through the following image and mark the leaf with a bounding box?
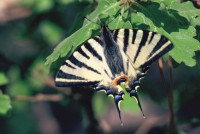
[21,0,54,13]
[39,21,64,46]
[0,91,12,115]
[121,91,140,113]
[58,0,93,5]
[93,92,110,117]
[130,1,200,66]
[45,0,121,67]
[0,73,8,85]
[45,22,99,67]
[169,26,200,66]
[7,67,32,109]
[28,59,49,89]
[167,1,200,27]
[46,0,200,69]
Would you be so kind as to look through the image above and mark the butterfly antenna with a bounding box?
[106,13,122,26]
[83,16,101,26]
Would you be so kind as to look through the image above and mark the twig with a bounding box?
[158,58,167,85]
[167,57,177,134]
[11,94,64,102]
[157,58,177,134]
[44,76,72,96]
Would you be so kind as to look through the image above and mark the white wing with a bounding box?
[113,29,173,69]
[55,36,113,87]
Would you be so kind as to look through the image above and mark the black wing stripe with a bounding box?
[126,58,129,75]
[140,43,173,68]
[148,35,169,58]
[134,30,149,62]
[132,29,137,44]
[84,42,103,61]
[104,69,112,79]
[113,29,119,42]
[148,32,156,44]
[56,70,85,80]
[77,47,90,59]
[64,62,76,69]
[69,55,101,75]
[56,81,99,87]
[123,29,129,52]
[93,36,103,46]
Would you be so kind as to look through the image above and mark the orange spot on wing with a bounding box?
[120,75,129,81]
[112,75,128,87]
[113,77,120,87]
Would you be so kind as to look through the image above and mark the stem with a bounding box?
[157,58,177,134]
[167,57,177,134]
[11,94,64,102]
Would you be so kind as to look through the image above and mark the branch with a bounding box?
[44,76,72,96]
[157,58,177,133]
[11,94,64,102]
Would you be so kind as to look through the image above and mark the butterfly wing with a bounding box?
[55,36,112,87]
[113,29,173,69]
[113,29,173,117]
[55,27,174,122]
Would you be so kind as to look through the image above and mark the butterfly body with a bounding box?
[55,24,173,122]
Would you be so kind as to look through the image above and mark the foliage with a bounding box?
[46,0,200,68]
[0,73,8,85]
[0,73,11,115]
[0,91,11,115]
[0,0,200,133]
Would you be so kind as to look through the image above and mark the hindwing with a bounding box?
[113,29,173,69]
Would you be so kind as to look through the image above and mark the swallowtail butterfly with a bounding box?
[55,24,173,123]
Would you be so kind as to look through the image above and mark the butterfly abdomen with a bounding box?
[102,25,126,76]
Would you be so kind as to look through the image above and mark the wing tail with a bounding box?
[95,85,124,125]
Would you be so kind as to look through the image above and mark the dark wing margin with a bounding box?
[113,29,173,69]
[55,36,105,87]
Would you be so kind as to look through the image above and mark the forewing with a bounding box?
[113,29,173,69]
[55,36,107,87]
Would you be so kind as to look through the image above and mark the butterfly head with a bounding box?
[101,24,110,35]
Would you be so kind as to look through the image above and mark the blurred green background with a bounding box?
[0,0,200,134]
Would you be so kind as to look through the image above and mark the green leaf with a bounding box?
[20,0,54,13]
[45,22,99,67]
[45,0,121,67]
[0,73,8,85]
[121,91,140,113]
[169,26,200,66]
[167,1,200,27]
[7,67,32,109]
[0,92,12,115]
[39,21,64,46]
[93,92,111,117]
[58,0,93,5]
[131,1,200,66]
[28,59,49,89]
[46,0,200,68]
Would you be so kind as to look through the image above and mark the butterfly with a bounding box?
[55,24,173,124]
